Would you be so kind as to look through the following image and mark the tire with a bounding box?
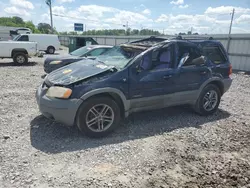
[13,53,28,65]
[47,46,55,54]
[76,97,121,138]
[194,84,221,116]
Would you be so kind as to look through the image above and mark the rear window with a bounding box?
[202,46,226,64]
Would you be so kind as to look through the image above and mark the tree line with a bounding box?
[0,16,199,36]
[59,29,162,36]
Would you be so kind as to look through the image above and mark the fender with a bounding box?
[80,87,130,111]
[197,77,224,97]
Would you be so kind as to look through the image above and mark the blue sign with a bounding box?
[74,23,84,31]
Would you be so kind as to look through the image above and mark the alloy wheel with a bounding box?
[85,104,114,132]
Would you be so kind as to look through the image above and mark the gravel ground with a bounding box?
[0,52,250,188]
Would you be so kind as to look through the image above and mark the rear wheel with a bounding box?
[194,84,221,115]
[13,53,28,65]
[47,46,55,54]
[76,97,121,138]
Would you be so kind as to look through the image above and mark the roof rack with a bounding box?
[171,35,214,41]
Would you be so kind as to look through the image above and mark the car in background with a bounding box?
[0,40,38,64]
[43,45,113,73]
[13,34,60,54]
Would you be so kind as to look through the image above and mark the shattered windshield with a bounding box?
[94,46,142,69]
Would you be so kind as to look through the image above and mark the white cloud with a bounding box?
[10,3,248,34]
[52,6,66,15]
[235,14,250,23]
[155,14,168,23]
[179,4,189,9]
[105,10,152,26]
[205,6,250,15]
[4,6,30,16]
[170,0,184,5]
[78,5,117,18]
[142,9,151,15]
[10,0,34,10]
[57,0,75,4]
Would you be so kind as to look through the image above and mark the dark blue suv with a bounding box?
[36,37,233,138]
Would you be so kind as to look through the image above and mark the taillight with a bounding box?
[229,64,232,76]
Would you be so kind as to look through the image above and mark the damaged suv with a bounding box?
[36,37,232,138]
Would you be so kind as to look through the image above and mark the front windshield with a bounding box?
[96,46,142,69]
[70,46,93,56]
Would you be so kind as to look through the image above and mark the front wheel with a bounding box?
[76,97,121,138]
[194,84,221,116]
[13,53,28,65]
[47,46,55,54]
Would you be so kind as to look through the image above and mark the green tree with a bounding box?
[37,23,52,34]
[12,16,24,26]
[25,21,40,33]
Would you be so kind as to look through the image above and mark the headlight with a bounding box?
[46,86,72,99]
[50,60,62,65]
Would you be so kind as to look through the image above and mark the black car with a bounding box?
[44,45,113,73]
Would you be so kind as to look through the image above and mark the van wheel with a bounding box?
[47,46,55,54]
[13,53,28,65]
[194,84,221,116]
[76,97,121,138]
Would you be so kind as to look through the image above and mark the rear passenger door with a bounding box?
[175,45,210,93]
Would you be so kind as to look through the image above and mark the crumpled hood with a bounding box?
[45,59,115,86]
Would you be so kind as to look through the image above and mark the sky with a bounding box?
[0,0,250,34]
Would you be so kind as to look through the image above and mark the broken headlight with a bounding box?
[46,86,72,99]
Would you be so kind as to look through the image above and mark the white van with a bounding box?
[13,34,60,54]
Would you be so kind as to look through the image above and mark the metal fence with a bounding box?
[58,34,250,71]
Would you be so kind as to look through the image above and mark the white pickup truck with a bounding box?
[0,41,39,64]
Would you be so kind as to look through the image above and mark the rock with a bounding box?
[3,135,10,140]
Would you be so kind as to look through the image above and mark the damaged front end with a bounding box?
[44,59,117,87]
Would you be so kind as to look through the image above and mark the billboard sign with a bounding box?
[74,23,84,32]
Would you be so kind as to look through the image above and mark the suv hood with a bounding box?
[45,59,115,86]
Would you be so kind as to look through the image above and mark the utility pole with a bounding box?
[46,0,53,33]
[227,8,235,53]
[123,21,129,35]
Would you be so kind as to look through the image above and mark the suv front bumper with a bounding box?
[35,84,82,126]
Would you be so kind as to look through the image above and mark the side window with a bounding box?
[18,35,29,41]
[178,45,202,67]
[140,45,173,71]
[202,46,226,64]
[88,48,107,56]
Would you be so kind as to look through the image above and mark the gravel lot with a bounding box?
[0,51,250,188]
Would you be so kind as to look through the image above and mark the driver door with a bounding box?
[128,44,177,111]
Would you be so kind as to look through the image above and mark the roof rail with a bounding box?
[172,35,214,41]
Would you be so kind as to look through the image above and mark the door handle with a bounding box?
[200,71,207,75]
[163,75,172,80]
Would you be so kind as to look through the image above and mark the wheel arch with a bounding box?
[198,78,224,97]
[75,88,129,121]
[11,49,28,57]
